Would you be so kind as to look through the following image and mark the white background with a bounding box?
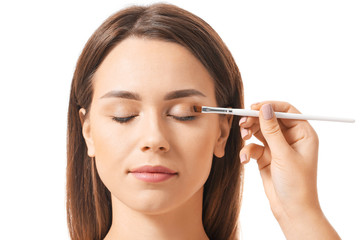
[1,0,359,239]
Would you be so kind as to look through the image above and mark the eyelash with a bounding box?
[112,115,196,123]
[112,116,136,123]
[172,115,196,121]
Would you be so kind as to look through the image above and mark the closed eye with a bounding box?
[170,115,196,121]
[112,116,136,123]
[112,115,196,123]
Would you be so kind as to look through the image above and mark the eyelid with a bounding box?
[112,115,137,123]
[169,104,199,115]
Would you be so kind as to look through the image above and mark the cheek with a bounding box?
[90,118,131,186]
[92,119,122,157]
[173,117,219,182]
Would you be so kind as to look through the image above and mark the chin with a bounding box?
[126,194,179,215]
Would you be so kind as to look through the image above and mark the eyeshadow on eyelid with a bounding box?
[103,105,136,115]
[170,104,196,114]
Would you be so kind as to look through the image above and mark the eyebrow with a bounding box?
[164,89,206,100]
[100,90,141,100]
[100,89,206,101]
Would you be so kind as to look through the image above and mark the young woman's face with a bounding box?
[81,37,232,214]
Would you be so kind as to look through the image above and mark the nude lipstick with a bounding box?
[130,165,177,183]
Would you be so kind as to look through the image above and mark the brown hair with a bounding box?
[67,3,244,240]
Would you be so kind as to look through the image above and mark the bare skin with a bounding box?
[80,37,232,240]
[240,102,341,239]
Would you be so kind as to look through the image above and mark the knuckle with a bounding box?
[263,122,282,135]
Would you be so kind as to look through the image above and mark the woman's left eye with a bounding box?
[170,115,196,121]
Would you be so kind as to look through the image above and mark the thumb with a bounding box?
[259,104,291,155]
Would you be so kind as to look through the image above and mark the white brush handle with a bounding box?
[201,106,355,123]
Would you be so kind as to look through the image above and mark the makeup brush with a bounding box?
[193,106,355,123]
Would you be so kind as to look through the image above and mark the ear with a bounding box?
[213,114,233,158]
[79,108,95,157]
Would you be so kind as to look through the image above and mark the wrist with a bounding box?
[272,195,321,224]
[276,206,340,240]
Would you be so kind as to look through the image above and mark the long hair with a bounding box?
[67,3,244,240]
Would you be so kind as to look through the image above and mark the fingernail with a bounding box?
[240,153,247,163]
[241,128,249,139]
[262,104,273,120]
[239,117,247,126]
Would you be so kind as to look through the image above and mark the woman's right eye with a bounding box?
[112,116,136,123]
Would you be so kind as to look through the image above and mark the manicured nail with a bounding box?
[262,104,273,120]
[239,117,247,126]
[241,128,249,139]
[240,153,247,163]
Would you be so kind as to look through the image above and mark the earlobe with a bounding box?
[79,108,95,157]
[213,115,233,158]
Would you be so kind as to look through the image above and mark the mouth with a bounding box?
[129,165,178,183]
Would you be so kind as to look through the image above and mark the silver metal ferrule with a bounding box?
[202,106,231,113]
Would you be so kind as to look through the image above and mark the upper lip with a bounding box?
[130,165,177,174]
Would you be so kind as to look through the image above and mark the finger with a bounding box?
[240,126,252,140]
[240,143,272,170]
[241,119,289,146]
[252,101,305,129]
[240,123,267,144]
[239,116,258,128]
[240,116,261,142]
[240,143,264,164]
[239,116,248,126]
[248,102,299,131]
[259,103,293,156]
[251,101,301,113]
[240,117,287,144]
[253,101,317,151]
[249,120,287,144]
[240,121,267,144]
[250,124,266,144]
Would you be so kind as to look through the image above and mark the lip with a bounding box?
[129,165,178,183]
[130,165,177,174]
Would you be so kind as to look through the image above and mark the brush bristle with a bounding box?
[193,105,202,113]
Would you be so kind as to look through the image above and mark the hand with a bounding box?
[239,101,340,239]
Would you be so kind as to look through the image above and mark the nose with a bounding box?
[140,112,170,153]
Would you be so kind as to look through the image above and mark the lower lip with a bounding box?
[131,172,177,183]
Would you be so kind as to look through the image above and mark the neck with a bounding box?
[104,187,209,240]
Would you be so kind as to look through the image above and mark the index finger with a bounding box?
[251,101,306,129]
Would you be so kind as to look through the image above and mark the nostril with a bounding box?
[141,145,169,152]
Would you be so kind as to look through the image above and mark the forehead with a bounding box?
[92,37,216,101]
